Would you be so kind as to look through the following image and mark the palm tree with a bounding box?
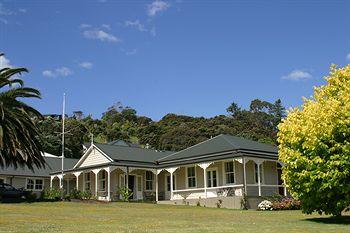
[0,53,45,169]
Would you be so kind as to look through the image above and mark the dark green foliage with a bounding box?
[37,99,285,158]
[42,188,64,200]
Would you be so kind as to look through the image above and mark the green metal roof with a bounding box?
[93,143,173,163]
[0,156,78,178]
[158,134,278,163]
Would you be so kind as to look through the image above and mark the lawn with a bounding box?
[0,202,349,233]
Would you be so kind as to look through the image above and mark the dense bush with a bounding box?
[42,188,64,200]
[68,189,93,200]
[80,190,92,200]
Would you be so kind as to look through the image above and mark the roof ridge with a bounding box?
[157,134,222,161]
[220,134,241,149]
[94,142,172,153]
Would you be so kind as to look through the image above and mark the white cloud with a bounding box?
[0,55,12,69]
[125,20,147,32]
[346,53,350,61]
[83,29,120,43]
[101,24,111,30]
[80,23,91,29]
[147,0,170,16]
[79,62,93,69]
[19,8,27,13]
[56,67,72,76]
[42,67,73,78]
[125,49,137,56]
[42,70,56,77]
[281,70,312,81]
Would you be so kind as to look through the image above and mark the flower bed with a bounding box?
[258,196,301,211]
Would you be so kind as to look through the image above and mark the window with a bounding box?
[224,161,235,184]
[35,179,43,190]
[254,163,264,184]
[145,171,153,191]
[0,178,4,184]
[26,178,43,191]
[99,171,106,191]
[26,179,34,190]
[187,167,196,188]
[207,169,218,187]
[166,175,176,191]
[85,173,91,190]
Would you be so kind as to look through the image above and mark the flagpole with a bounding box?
[61,93,66,189]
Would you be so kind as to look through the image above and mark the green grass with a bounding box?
[0,202,349,233]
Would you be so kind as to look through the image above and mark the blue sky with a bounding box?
[1,0,350,120]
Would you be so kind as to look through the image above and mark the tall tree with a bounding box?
[278,65,350,216]
[0,54,45,169]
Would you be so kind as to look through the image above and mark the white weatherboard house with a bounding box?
[1,134,286,209]
[49,134,286,208]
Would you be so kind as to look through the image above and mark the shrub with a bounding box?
[117,187,133,202]
[80,190,92,200]
[42,188,64,200]
[258,200,273,211]
[70,189,82,199]
[271,198,301,211]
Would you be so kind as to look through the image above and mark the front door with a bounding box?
[165,174,176,200]
[136,175,143,200]
[128,175,135,200]
[207,169,218,187]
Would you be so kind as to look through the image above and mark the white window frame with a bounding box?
[145,171,153,191]
[25,178,44,191]
[254,163,264,184]
[99,170,106,191]
[223,161,235,185]
[165,174,176,192]
[206,167,219,188]
[85,173,91,191]
[186,166,197,188]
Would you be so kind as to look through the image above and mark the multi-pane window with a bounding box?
[207,170,218,187]
[166,175,176,191]
[224,161,235,184]
[85,173,91,190]
[35,179,43,190]
[254,163,264,184]
[26,179,43,190]
[145,171,153,191]
[187,167,196,188]
[99,171,106,191]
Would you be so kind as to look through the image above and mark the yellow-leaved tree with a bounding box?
[278,64,350,216]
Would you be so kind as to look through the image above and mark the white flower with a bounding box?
[258,200,273,211]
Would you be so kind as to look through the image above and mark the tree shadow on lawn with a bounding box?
[304,216,350,225]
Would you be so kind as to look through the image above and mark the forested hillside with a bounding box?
[37,99,285,158]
